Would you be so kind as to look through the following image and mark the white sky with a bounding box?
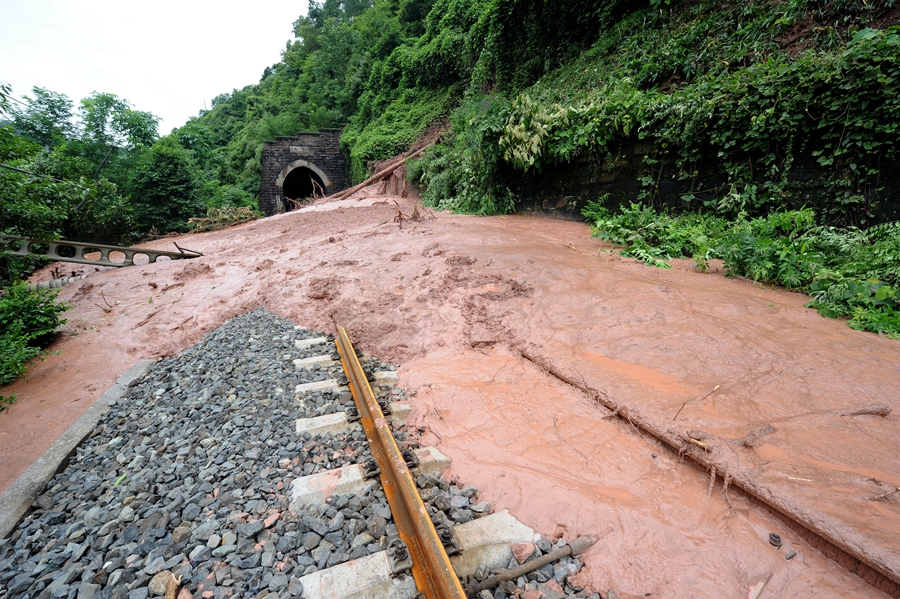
[0,0,306,134]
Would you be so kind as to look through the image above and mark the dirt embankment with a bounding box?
[3,193,899,598]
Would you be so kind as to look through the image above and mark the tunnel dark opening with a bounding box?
[282,167,325,207]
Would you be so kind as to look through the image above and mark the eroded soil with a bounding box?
[3,193,899,598]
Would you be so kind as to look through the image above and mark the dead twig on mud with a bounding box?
[553,416,588,460]
[94,291,114,313]
[135,309,162,328]
[870,487,900,502]
[564,243,580,253]
[673,385,720,420]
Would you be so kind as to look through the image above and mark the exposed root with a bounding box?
[392,200,436,229]
[707,466,717,500]
[719,473,737,519]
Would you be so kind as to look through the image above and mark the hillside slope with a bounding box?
[184,0,898,221]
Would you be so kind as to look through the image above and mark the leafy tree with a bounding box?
[79,92,158,149]
[130,138,206,232]
[9,87,76,148]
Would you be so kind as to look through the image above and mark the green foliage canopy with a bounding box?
[131,138,207,233]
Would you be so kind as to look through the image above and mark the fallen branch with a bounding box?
[329,143,435,202]
[870,487,900,502]
[516,346,899,590]
[173,241,203,257]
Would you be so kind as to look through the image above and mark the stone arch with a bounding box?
[275,159,332,190]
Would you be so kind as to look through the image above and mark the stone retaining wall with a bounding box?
[512,146,900,226]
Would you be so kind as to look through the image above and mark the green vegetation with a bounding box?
[411,1,899,222]
[153,0,899,235]
[185,0,646,195]
[0,282,69,409]
[130,138,206,234]
[188,206,258,233]
[584,202,900,337]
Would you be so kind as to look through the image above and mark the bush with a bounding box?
[408,93,515,214]
[584,203,900,337]
[0,282,69,408]
[188,206,258,233]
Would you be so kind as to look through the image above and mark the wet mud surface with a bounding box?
[3,192,899,597]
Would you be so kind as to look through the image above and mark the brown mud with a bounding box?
[3,192,899,598]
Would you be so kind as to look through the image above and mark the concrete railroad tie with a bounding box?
[289,446,449,509]
[297,510,535,599]
[294,371,399,395]
[295,404,411,436]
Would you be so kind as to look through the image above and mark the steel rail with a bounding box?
[334,325,466,599]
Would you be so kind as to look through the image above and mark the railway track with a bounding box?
[0,311,597,599]
[0,308,894,599]
[329,325,598,599]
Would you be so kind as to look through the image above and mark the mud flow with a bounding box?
[6,192,899,598]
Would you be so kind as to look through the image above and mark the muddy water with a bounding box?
[3,196,898,597]
[404,349,885,598]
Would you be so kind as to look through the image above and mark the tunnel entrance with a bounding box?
[282,167,326,208]
[261,132,345,215]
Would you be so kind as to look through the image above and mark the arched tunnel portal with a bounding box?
[259,130,347,216]
[283,168,326,204]
[275,160,331,210]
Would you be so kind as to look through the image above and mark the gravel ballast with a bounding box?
[0,309,590,599]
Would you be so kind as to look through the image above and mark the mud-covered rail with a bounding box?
[334,325,467,599]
